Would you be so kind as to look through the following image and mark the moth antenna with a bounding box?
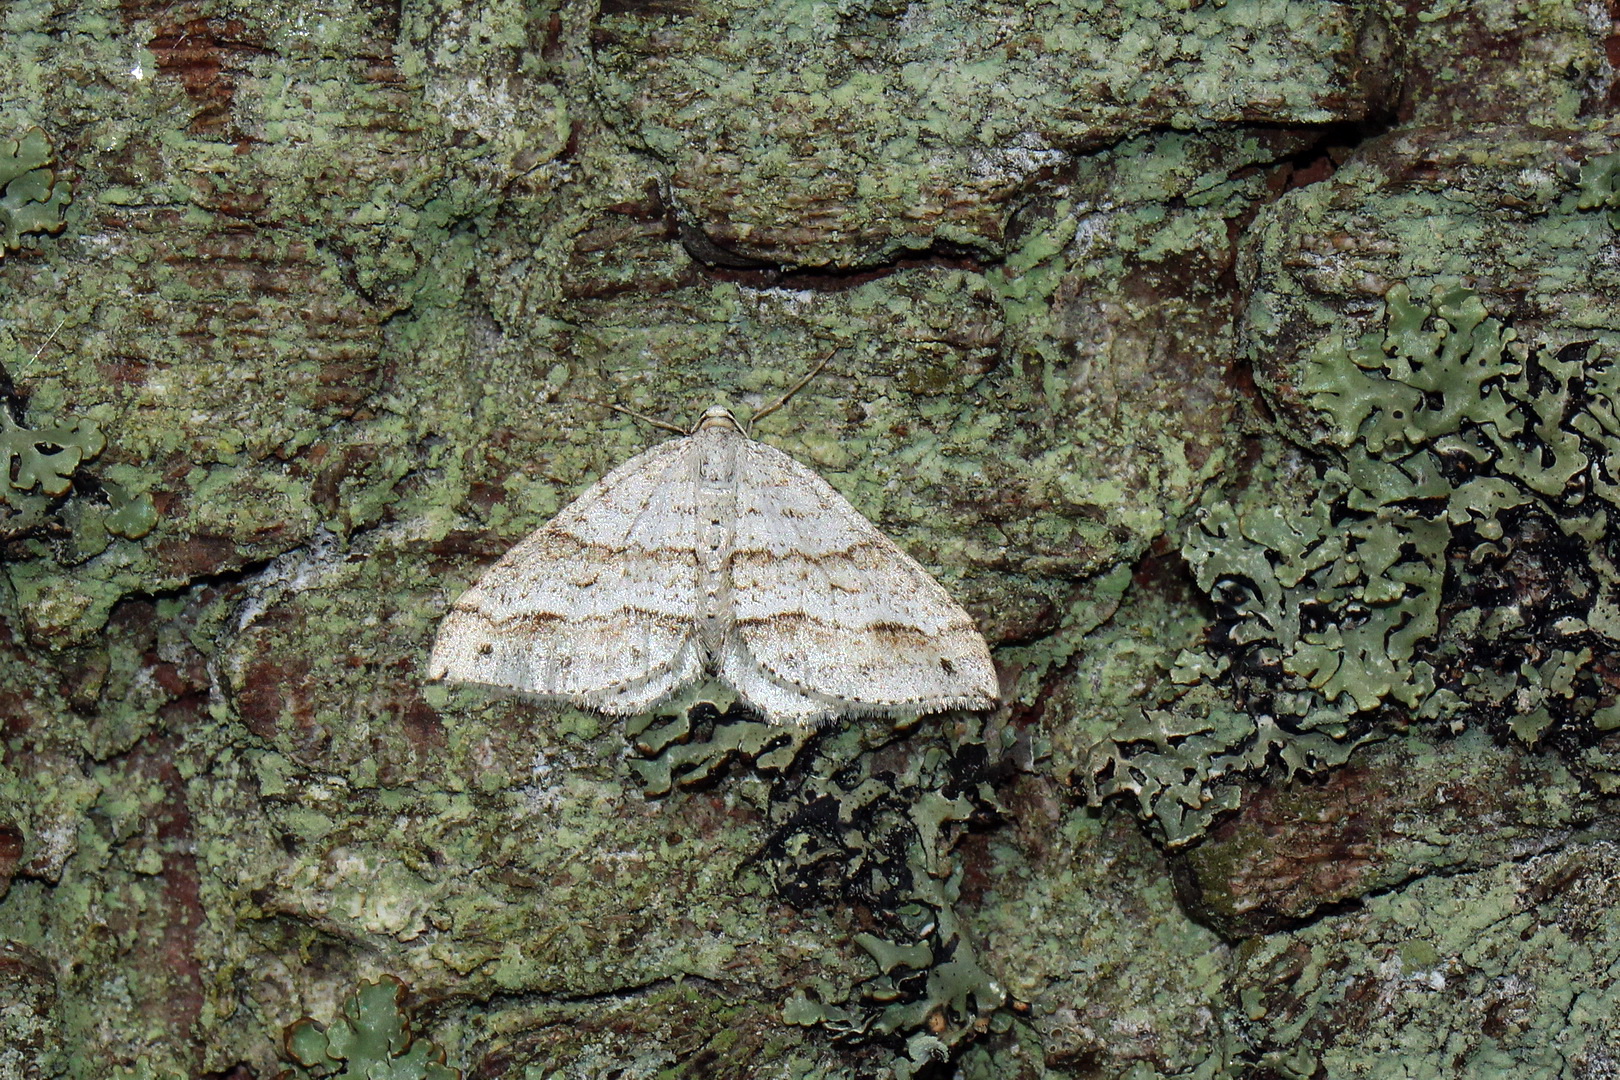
[573,396,689,435]
[749,353,833,430]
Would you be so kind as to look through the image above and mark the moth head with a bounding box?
[695,406,744,434]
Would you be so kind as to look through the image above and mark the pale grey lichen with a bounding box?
[1090,284,1620,843]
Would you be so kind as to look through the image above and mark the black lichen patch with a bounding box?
[629,701,1016,1076]
[765,718,1010,1075]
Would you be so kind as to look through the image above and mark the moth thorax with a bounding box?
[697,431,739,486]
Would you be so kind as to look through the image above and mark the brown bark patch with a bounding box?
[139,11,269,138]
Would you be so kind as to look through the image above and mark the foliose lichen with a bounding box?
[0,128,70,255]
[0,407,103,499]
[110,1059,187,1080]
[625,700,812,796]
[1091,284,1620,842]
[101,478,159,541]
[1229,841,1620,1078]
[1576,151,1620,228]
[630,700,1011,1076]
[279,976,459,1080]
[765,736,1010,1075]
[0,400,158,550]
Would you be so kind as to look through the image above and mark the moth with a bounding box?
[428,405,998,724]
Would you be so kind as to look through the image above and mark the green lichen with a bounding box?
[783,854,1011,1080]
[1294,284,1620,752]
[1230,840,1620,1078]
[280,976,459,1080]
[2,0,1607,1074]
[0,128,70,255]
[1303,285,1518,456]
[592,0,1375,266]
[0,408,103,498]
[110,1061,186,1080]
[101,480,158,541]
[768,722,1008,1071]
[1093,284,1620,842]
[1576,151,1620,228]
[110,1062,185,1075]
[629,697,1010,1074]
[0,403,159,564]
[625,699,813,796]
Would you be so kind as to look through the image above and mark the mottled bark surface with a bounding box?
[0,1,1616,1078]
